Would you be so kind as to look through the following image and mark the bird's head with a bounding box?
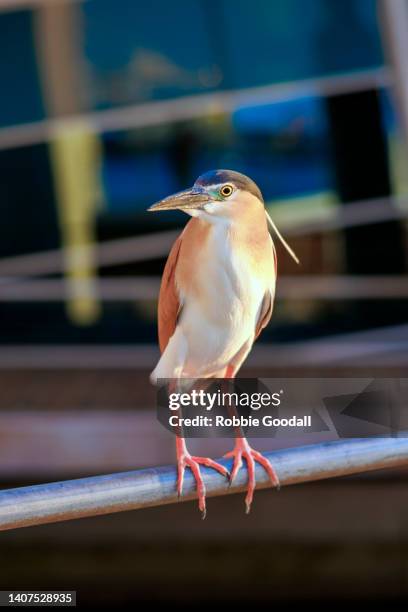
[148,169,264,223]
[148,169,300,263]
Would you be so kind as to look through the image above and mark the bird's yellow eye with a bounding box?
[220,184,234,198]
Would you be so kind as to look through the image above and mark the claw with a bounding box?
[225,438,280,513]
[176,443,229,517]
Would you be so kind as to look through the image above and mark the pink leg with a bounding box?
[224,437,279,514]
[176,435,229,519]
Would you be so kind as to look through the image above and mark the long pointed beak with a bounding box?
[148,187,211,212]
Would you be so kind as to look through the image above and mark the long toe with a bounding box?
[176,459,185,498]
[178,454,230,518]
[244,452,256,514]
[223,440,280,513]
[223,450,243,484]
[184,457,206,517]
[252,449,280,488]
[192,456,230,479]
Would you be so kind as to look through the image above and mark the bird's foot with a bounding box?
[177,452,229,519]
[224,438,280,514]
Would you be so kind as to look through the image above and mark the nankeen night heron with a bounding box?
[148,169,298,517]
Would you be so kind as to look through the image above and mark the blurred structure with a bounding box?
[0,0,407,349]
[0,0,407,606]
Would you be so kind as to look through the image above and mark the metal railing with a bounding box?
[0,436,407,531]
[0,67,390,151]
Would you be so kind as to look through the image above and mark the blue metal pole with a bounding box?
[0,436,407,531]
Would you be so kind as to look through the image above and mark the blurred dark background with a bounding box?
[0,0,408,606]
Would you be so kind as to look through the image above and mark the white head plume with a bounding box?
[265,210,300,265]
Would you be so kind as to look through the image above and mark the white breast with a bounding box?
[178,224,266,376]
[151,222,272,383]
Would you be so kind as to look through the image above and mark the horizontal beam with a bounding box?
[0,437,407,531]
[0,230,180,278]
[0,322,408,369]
[0,409,171,477]
[0,195,406,279]
[0,68,390,151]
[1,274,408,301]
[0,0,73,12]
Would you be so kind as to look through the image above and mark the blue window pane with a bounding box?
[82,0,383,110]
[82,0,220,109]
[0,10,44,127]
[102,150,178,213]
[219,0,383,89]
